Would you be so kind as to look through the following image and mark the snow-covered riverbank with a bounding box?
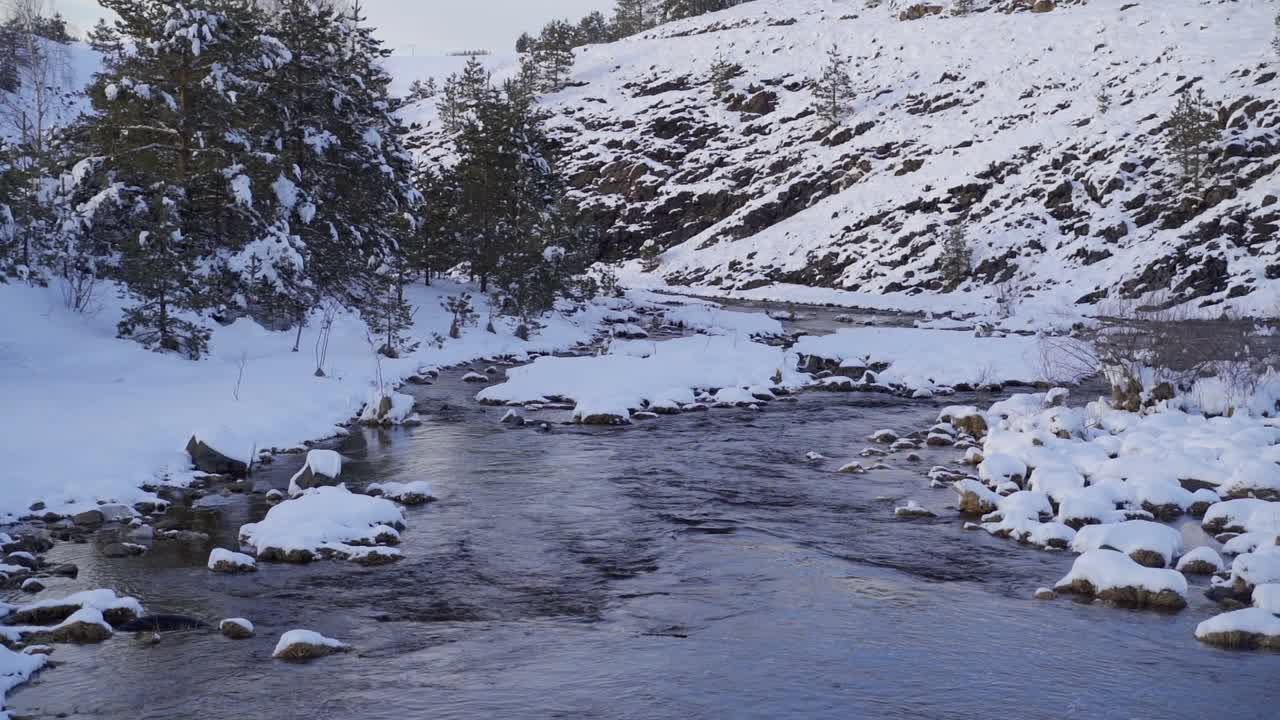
[0,280,615,522]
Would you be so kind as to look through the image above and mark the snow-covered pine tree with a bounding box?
[327,1,420,349]
[939,221,972,291]
[439,56,494,135]
[86,17,124,57]
[1167,88,1219,190]
[576,11,612,45]
[75,0,284,356]
[662,0,740,23]
[251,0,420,352]
[531,19,577,92]
[813,44,855,127]
[114,189,211,357]
[612,0,661,38]
[709,50,735,99]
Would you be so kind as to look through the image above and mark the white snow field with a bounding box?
[792,327,1045,391]
[476,333,809,423]
[0,279,615,521]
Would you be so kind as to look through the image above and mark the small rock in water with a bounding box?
[1034,587,1057,600]
[894,501,936,518]
[208,548,258,573]
[265,489,286,505]
[73,510,105,527]
[21,578,45,593]
[805,451,828,463]
[272,629,350,661]
[220,618,255,640]
[838,462,868,474]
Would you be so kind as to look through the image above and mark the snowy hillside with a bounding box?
[0,39,98,143]
[403,0,1280,315]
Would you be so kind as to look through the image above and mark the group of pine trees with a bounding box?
[515,0,753,56]
[1,0,598,360]
[413,57,600,334]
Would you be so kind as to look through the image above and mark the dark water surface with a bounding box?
[8,369,1279,719]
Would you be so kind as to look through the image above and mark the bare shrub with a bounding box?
[1038,293,1275,413]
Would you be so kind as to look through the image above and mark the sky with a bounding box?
[52,0,615,56]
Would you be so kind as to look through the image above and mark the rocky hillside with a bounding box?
[404,0,1280,314]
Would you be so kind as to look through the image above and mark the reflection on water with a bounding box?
[7,370,1279,719]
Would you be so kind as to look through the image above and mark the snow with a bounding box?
[238,485,405,562]
[1176,547,1225,574]
[476,334,807,423]
[221,617,254,633]
[658,304,783,338]
[207,548,257,572]
[1195,608,1280,645]
[1055,549,1188,598]
[1252,584,1280,614]
[978,454,1026,487]
[792,328,1045,391]
[0,279,618,520]
[288,449,343,495]
[9,589,143,621]
[1229,546,1280,590]
[1219,461,1280,499]
[272,629,347,658]
[367,481,434,503]
[0,644,46,720]
[1071,521,1184,568]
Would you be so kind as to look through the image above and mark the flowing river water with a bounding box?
[6,307,1279,719]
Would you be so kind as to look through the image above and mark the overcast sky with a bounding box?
[52,0,615,56]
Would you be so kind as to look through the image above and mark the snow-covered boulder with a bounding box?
[712,386,756,408]
[978,453,1026,488]
[894,501,935,519]
[1219,460,1280,501]
[207,548,257,574]
[1227,546,1280,595]
[868,429,898,444]
[1,607,115,645]
[980,514,1075,550]
[366,481,435,506]
[288,449,343,495]
[238,485,405,565]
[1054,549,1188,610]
[462,371,489,383]
[1195,608,1280,650]
[1252,584,1280,614]
[1203,498,1275,534]
[953,479,1001,515]
[838,461,868,475]
[5,589,142,627]
[185,433,249,477]
[1176,547,1225,575]
[1071,520,1184,569]
[1027,465,1086,504]
[359,390,417,425]
[272,629,349,661]
[1055,485,1131,529]
[220,617,255,639]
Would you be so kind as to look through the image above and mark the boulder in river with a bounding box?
[185,435,249,477]
[272,629,349,661]
[221,618,255,640]
[208,548,258,573]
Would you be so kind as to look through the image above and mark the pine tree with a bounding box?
[439,56,494,134]
[709,50,735,99]
[1167,88,1219,189]
[86,17,123,56]
[813,44,855,127]
[577,11,612,44]
[75,0,283,355]
[939,222,972,291]
[515,31,535,53]
[115,189,211,357]
[1096,87,1111,115]
[662,0,738,23]
[953,0,976,16]
[532,19,577,92]
[1272,11,1279,56]
[613,0,661,38]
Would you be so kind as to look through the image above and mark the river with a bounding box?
[7,308,1278,719]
